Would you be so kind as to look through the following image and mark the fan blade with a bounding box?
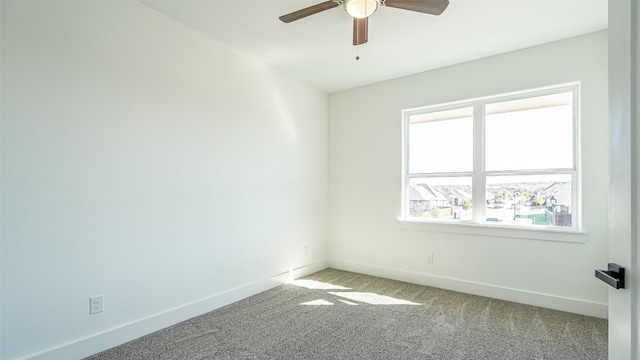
[353,17,368,45]
[383,0,449,15]
[279,1,339,23]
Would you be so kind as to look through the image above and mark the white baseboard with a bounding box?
[21,258,604,359]
[328,258,608,319]
[22,260,329,360]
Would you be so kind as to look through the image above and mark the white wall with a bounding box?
[0,1,328,359]
[0,1,612,358]
[328,31,609,317]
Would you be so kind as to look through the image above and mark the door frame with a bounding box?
[607,0,638,359]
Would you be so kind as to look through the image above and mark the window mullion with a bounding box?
[472,103,486,223]
[408,172,474,179]
[402,112,410,219]
[572,85,580,229]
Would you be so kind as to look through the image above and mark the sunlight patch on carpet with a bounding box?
[338,299,359,305]
[300,299,335,306]
[289,279,351,290]
[329,292,421,305]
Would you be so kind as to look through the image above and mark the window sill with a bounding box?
[398,219,586,243]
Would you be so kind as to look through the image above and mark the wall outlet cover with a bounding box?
[90,295,104,315]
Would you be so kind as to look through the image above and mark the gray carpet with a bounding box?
[87,269,608,359]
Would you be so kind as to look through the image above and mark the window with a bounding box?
[402,84,579,230]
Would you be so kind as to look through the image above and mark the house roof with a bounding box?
[537,182,572,207]
[409,183,449,202]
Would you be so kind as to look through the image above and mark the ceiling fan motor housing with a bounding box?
[343,0,379,18]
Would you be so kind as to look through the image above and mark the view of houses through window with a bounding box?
[404,85,578,229]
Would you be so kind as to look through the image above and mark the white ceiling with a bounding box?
[141,0,607,93]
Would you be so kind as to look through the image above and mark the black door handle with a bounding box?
[595,263,625,289]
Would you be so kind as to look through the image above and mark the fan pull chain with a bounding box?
[355,46,360,61]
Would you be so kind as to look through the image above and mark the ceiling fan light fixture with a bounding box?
[344,0,378,19]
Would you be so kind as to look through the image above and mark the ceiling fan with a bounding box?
[279,0,449,46]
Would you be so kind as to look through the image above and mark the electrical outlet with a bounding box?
[90,295,104,315]
[427,253,434,264]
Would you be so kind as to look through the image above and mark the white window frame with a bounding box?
[401,83,582,237]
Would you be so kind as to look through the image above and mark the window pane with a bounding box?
[485,92,573,171]
[408,177,472,221]
[485,174,572,227]
[409,107,473,173]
